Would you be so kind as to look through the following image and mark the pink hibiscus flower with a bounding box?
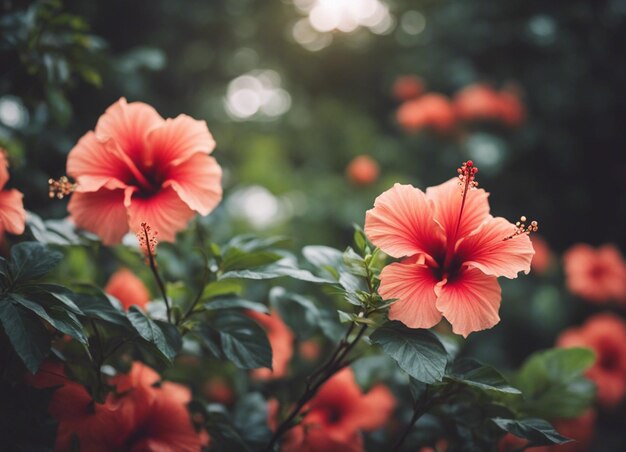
[364,161,535,337]
[0,150,26,243]
[66,98,222,244]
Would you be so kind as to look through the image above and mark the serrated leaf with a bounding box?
[9,242,62,283]
[492,418,571,445]
[127,307,180,362]
[370,321,447,384]
[213,313,272,370]
[447,358,521,395]
[269,288,319,339]
[0,301,50,373]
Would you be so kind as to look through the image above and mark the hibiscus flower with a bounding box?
[105,268,151,311]
[247,309,295,380]
[0,150,26,243]
[557,313,626,407]
[563,243,626,304]
[67,98,222,244]
[275,367,395,452]
[364,161,535,337]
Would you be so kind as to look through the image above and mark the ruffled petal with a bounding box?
[380,258,443,329]
[426,178,490,241]
[127,186,195,243]
[145,114,216,170]
[456,217,534,279]
[67,131,131,192]
[365,183,444,259]
[164,153,222,216]
[435,267,501,337]
[94,98,163,165]
[68,189,129,245]
[0,189,26,235]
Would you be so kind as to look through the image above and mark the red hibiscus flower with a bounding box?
[392,75,425,101]
[105,268,151,311]
[453,84,525,127]
[67,98,222,244]
[247,309,295,380]
[30,361,204,451]
[396,94,456,133]
[0,150,26,244]
[364,161,535,337]
[557,313,626,407]
[563,244,626,304]
[346,155,380,187]
[276,367,395,452]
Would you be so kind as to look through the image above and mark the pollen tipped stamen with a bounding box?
[504,215,538,240]
[457,160,479,196]
[136,222,159,262]
[48,176,76,199]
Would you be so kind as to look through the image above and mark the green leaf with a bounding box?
[353,227,368,255]
[206,410,253,452]
[269,288,319,339]
[220,264,332,284]
[200,280,243,300]
[492,418,571,446]
[27,284,83,315]
[9,242,62,283]
[342,247,367,277]
[0,301,50,373]
[192,324,224,359]
[221,248,282,272]
[204,297,269,313]
[514,348,596,418]
[302,245,344,280]
[370,321,447,384]
[232,393,272,449]
[213,313,272,370]
[447,358,522,395]
[70,291,130,327]
[9,294,87,344]
[127,307,180,362]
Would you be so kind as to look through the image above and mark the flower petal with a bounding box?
[435,267,501,337]
[67,132,131,192]
[164,153,222,216]
[456,217,534,278]
[145,114,216,170]
[94,98,163,165]
[426,178,490,241]
[127,186,195,243]
[0,151,9,190]
[353,385,396,431]
[68,189,130,245]
[0,189,26,235]
[365,183,444,259]
[380,258,443,329]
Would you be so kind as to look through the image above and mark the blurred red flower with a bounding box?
[247,309,295,380]
[298,339,322,361]
[392,75,425,101]
[365,163,535,337]
[30,361,204,451]
[346,155,379,186]
[530,236,555,275]
[275,367,395,452]
[557,313,626,407]
[453,84,525,127]
[105,268,151,311]
[0,150,26,243]
[67,98,222,244]
[563,244,626,304]
[396,94,456,133]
